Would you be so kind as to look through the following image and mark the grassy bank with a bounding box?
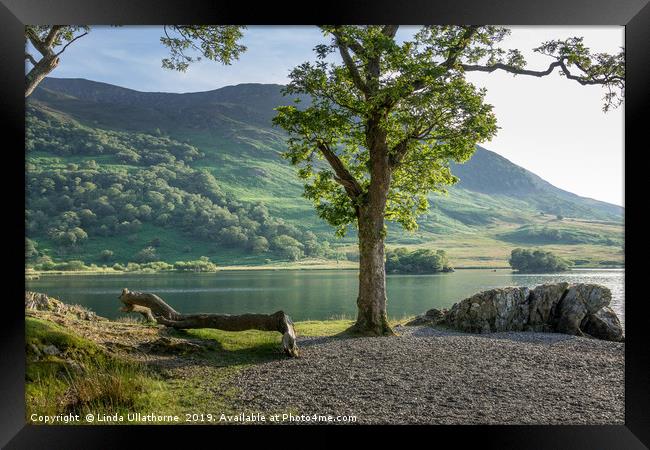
[26,317,172,421]
[26,306,393,424]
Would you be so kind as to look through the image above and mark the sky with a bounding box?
[36,25,624,206]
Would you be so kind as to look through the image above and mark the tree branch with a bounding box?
[26,28,49,57]
[55,31,89,56]
[442,25,479,70]
[333,35,369,96]
[381,25,399,38]
[43,25,64,48]
[317,142,363,198]
[25,52,38,66]
[406,26,480,94]
[461,57,623,86]
[461,60,563,77]
[389,139,410,167]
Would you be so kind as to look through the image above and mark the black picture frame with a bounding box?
[2,0,648,447]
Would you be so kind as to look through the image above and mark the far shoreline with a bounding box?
[26,264,624,278]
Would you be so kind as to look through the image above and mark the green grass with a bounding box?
[26,317,174,422]
[496,223,623,246]
[26,314,382,424]
[26,310,416,419]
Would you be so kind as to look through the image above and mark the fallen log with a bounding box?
[120,303,156,322]
[118,288,299,357]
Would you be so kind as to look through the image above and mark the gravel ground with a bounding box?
[232,325,624,425]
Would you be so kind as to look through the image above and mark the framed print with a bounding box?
[1,0,648,447]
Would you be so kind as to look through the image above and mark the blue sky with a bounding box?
[34,26,624,206]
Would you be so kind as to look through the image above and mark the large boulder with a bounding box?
[445,287,529,333]
[526,282,569,331]
[554,284,611,336]
[414,283,623,342]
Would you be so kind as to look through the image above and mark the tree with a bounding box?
[25,26,89,97]
[25,25,246,97]
[99,249,114,262]
[386,248,452,274]
[271,235,304,261]
[25,238,39,260]
[250,236,270,254]
[134,246,158,263]
[509,248,572,273]
[274,26,624,335]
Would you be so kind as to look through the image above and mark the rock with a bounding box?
[424,283,622,342]
[25,292,65,313]
[405,316,433,326]
[493,287,530,331]
[555,284,612,336]
[581,307,624,342]
[405,308,447,326]
[42,344,61,356]
[425,308,445,320]
[446,287,529,333]
[527,282,569,331]
[25,291,101,322]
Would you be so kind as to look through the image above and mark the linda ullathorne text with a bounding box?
[30,412,358,424]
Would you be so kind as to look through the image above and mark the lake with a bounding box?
[26,268,625,329]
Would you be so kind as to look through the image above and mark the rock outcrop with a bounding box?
[444,287,531,333]
[408,283,623,342]
[405,308,447,326]
[25,291,101,321]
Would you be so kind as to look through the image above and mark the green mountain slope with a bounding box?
[25,78,624,268]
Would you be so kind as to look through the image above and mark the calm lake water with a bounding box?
[26,268,625,329]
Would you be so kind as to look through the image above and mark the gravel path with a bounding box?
[232,325,624,424]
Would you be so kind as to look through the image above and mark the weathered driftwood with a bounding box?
[120,303,156,322]
[119,288,298,357]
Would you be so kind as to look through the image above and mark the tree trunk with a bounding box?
[348,120,394,336]
[25,54,59,98]
[119,288,299,357]
[348,205,394,335]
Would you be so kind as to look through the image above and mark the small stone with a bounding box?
[42,344,61,356]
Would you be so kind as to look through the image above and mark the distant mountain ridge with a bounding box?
[33,77,622,221]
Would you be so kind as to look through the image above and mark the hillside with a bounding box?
[25,78,624,268]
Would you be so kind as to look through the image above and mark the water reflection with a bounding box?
[27,269,624,328]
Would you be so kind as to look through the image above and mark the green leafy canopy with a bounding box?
[273,26,501,236]
[273,26,624,237]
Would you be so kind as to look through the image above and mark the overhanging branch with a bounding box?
[461,58,623,86]
[317,142,363,199]
[55,31,89,56]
